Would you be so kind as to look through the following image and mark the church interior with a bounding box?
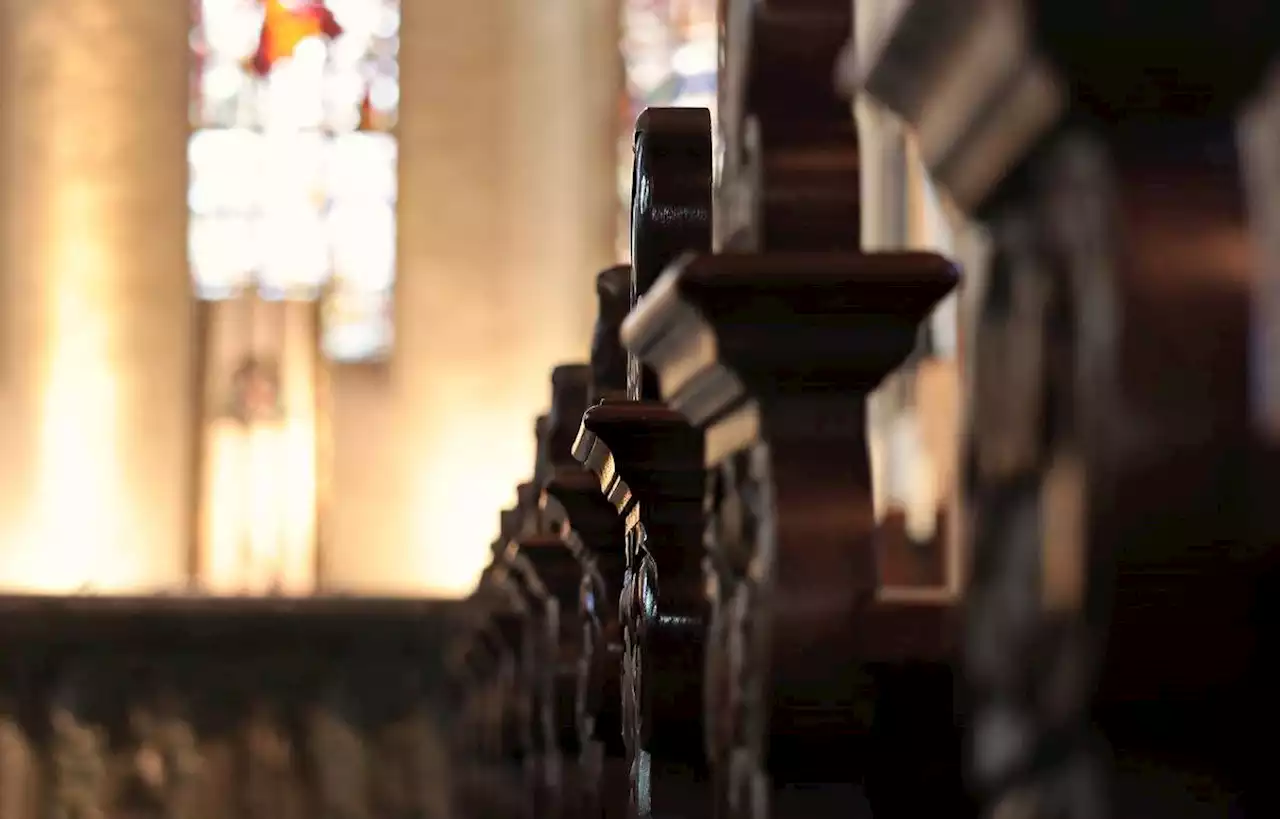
[0,0,1278,817]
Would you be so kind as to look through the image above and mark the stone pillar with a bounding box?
[331,0,514,597]
[323,0,620,596]
[508,0,621,375]
[0,0,195,591]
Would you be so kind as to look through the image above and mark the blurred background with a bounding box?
[0,0,720,598]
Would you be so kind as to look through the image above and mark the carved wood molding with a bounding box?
[572,400,707,818]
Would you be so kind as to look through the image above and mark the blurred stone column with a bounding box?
[0,0,195,590]
[328,0,516,597]
[324,0,620,596]
[507,0,622,389]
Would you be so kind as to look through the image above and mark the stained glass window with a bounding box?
[618,0,718,257]
[189,0,399,362]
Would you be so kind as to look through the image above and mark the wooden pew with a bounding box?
[624,100,959,819]
[479,259,704,819]
[498,460,580,819]
[462,6,1280,819]
[617,0,976,815]
[451,555,531,819]
[0,595,458,819]
[468,363,633,819]
[540,272,633,819]
[1243,56,1280,819]
[850,2,1280,816]
[532,365,609,819]
[572,110,713,819]
[456,474,567,819]
[455,266,640,819]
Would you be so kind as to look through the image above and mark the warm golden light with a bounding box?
[32,196,124,590]
[404,416,532,598]
[0,167,169,594]
[199,299,318,595]
[0,0,192,593]
[202,422,318,594]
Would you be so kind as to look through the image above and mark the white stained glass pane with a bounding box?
[328,0,374,38]
[322,288,392,362]
[672,37,716,79]
[370,68,400,106]
[323,64,367,133]
[200,0,263,62]
[327,133,397,202]
[329,201,395,291]
[329,0,401,61]
[259,48,329,132]
[672,90,715,109]
[622,0,718,106]
[625,35,670,62]
[258,131,328,212]
[623,6,669,46]
[330,32,370,68]
[257,208,331,295]
[374,2,402,39]
[329,0,394,37]
[622,13,672,84]
[198,61,254,129]
[192,0,401,319]
[189,129,262,215]
[629,66,674,101]
[191,214,258,297]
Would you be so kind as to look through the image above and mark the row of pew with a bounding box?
[449,2,1280,818]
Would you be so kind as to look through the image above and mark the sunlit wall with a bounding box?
[341,0,621,598]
